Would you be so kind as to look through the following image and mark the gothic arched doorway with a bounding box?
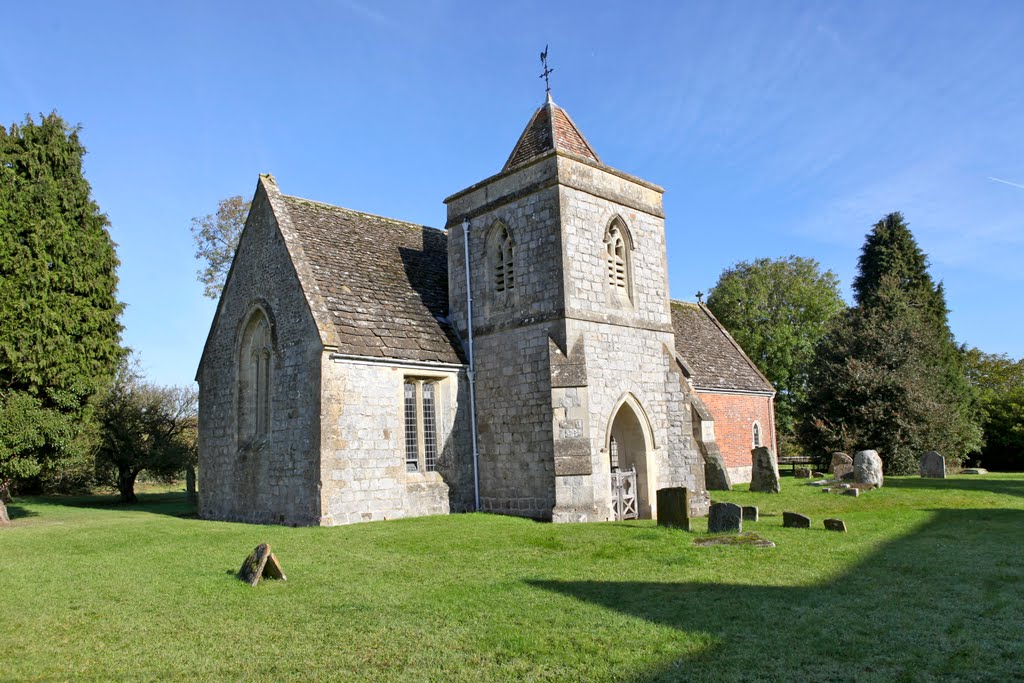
[608,397,654,519]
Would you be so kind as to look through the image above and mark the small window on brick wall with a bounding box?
[492,223,515,293]
[752,422,762,448]
[404,378,439,472]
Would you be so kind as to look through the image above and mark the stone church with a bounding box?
[196,95,776,526]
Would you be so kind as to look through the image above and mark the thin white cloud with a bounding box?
[988,176,1024,191]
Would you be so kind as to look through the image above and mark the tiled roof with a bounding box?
[280,194,465,365]
[503,96,601,171]
[671,301,774,394]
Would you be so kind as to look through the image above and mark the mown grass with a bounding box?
[2,475,1023,682]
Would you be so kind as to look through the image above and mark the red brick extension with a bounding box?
[697,391,776,472]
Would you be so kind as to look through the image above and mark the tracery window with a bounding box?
[404,378,438,472]
[492,223,515,293]
[239,308,272,442]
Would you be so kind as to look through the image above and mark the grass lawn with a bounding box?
[2,475,1023,682]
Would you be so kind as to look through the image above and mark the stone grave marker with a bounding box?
[794,467,812,479]
[703,449,732,491]
[829,452,852,473]
[919,451,946,478]
[842,488,860,497]
[783,512,811,528]
[749,447,781,493]
[741,505,759,522]
[656,487,691,531]
[823,518,847,532]
[708,502,742,533]
[854,450,884,488]
[833,464,854,480]
[238,543,287,587]
[961,467,988,475]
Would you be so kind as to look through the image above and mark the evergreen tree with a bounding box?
[801,213,982,473]
[0,113,125,491]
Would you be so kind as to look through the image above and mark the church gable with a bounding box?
[280,195,464,365]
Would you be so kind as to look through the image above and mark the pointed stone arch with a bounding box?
[605,393,658,518]
[603,215,634,302]
[486,219,516,295]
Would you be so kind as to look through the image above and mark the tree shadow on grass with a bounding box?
[22,491,197,519]
[885,475,1024,499]
[528,507,1024,682]
[5,504,39,520]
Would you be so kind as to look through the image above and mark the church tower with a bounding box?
[445,95,708,522]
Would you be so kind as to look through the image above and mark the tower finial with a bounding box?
[539,45,554,97]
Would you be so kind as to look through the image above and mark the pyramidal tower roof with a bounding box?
[502,94,601,172]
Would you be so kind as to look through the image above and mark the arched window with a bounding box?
[604,218,632,300]
[752,422,762,448]
[239,308,272,442]
[491,222,515,293]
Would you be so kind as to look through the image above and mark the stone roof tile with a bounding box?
[671,301,774,394]
[281,195,465,365]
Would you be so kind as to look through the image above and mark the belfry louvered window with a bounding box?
[493,224,515,292]
[604,220,631,298]
[404,378,439,473]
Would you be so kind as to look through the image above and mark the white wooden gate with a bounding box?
[611,466,638,521]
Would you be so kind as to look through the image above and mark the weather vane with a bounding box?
[539,45,554,95]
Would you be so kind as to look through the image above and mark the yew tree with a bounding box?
[0,113,124,492]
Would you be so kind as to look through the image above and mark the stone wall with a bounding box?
[697,391,775,484]
[319,358,473,525]
[197,179,323,526]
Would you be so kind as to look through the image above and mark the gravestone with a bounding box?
[656,487,691,531]
[919,451,946,478]
[832,464,853,480]
[702,448,732,491]
[842,488,860,497]
[0,500,9,527]
[824,518,847,532]
[854,450,884,488]
[812,471,825,478]
[749,447,781,493]
[961,467,988,475]
[708,502,742,533]
[238,543,287,587]
[741,505,759,522]
[829,452,852,474]
[783,512,811,528]
[794,467,812,479]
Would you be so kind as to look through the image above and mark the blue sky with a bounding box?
[4,1,1022,387]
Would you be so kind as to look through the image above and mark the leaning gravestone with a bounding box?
[823,518,847,532]
[854,450,884,488]
[708,502,742,533]
[742,505,759,522]
[829,452,852,474]
[238,543,287,587]
[920,451,946,479]
[702,447,732,491]
[656,487,691,531]
[749,447,781,493]
[783,512,811,528]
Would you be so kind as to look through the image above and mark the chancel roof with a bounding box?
[671,301,774,394]
[503,95,601,171]
[278,192,465,365]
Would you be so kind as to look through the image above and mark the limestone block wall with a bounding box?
[319,358,472,525]
[472,323,557,519]
[197,184,323,526]
[697,391,775,484]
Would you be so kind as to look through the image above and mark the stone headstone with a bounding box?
[0,500,9,527]
[741,505,759,522]
[702,446,732,491]
[656,487,691,531]
[824,518,847,532]
[833,464,854,480]
[783,511,811,528]
[919,451,946,478]
[794,467,812,479]
[842,488,860,497]
[961,467,988,475]
[708,502,742,533]
[829,452,852,474]
[854,450,884,488]
[238,543,287,587]
[749,447,781,493]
